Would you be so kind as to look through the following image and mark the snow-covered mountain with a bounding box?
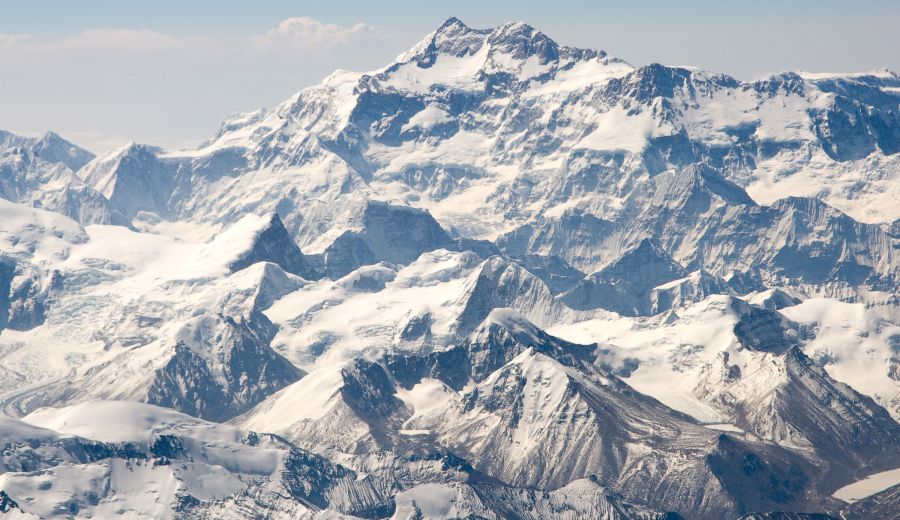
[0,130,128,226]
[1,16,899,520]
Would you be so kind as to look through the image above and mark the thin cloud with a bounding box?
[250,17,379,59]
[60,29,216,55]
[0,34,31,48]
[0,28,220,66]
[0,17,393,153]
[0,18,381,65]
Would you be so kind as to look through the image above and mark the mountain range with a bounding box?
[0,17,898,519]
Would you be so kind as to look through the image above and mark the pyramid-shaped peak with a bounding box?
[414,16,487,61]
[463,308,595,383]
[436,16,469,32]
[429,16,478,42]
[40,130,64,142]
[598,238,688,282]
[227,212,317,280]
[475,307,545,343]
[621,238,676,264]
[92,141,161,163]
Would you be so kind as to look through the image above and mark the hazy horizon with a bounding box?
[3,0,899,154]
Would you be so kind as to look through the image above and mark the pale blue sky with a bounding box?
[2,0,898,153]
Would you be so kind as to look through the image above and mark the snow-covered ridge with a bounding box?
[1,401,394,519]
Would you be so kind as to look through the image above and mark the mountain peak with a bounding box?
[489,20,539,39]
[598,237,688,286]
[40,130,62,142]
[478,307,544,343]
[487,20,559,63]
[402,17,594,70]
[0,129,94,172]
[615,238,681,268]
[408,16,486,64]
[436,16,468,32]
[227,212,317,280]
[90,141,159,164]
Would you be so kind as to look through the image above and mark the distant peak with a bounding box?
[40,130,62,141]
[471,308,547,349]
[432,16,478,41]
[597,237,687,280]
[111,141,161,157]
[492,20,537,34]
[394,18,608,71]
[437,16,467,31]
[109,141,139,154]
[633,237,666,254]
[487,20,542,42]
[621,236,681,263]
[483,307,538,332]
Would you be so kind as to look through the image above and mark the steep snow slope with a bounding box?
[695,346,900,472]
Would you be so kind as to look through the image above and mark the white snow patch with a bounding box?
[402,106,452,132]
[832,467,900,503]
[703,423,745,433]
[392,482,460,518]
[396,378,454,421]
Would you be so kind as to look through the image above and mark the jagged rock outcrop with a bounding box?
[0,258,63,332]
[732,305,801,354]
[143,313,303,421]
